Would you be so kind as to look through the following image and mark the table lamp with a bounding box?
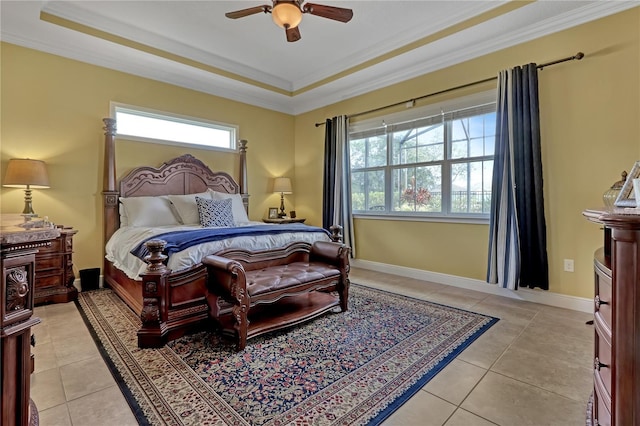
[273,177,292,218]
[3,158,50,216]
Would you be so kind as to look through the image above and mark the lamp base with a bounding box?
[278,193,287,218]
[21,213,38,222]
[22,187,36,216]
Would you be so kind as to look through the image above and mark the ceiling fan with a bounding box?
[225,1,353,42]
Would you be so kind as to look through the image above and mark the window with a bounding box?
[349,92,496,220]
[112,104,238,151]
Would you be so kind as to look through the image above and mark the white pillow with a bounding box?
[119,202,129,227]
[167,191,212,225]
[119,196,181,227]
[209,190,250,223]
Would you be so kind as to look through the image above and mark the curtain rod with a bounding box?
[314,52,584,127]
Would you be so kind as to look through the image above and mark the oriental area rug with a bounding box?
[76,285,498,426]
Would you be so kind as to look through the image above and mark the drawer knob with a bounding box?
[594,357,609,371]
[595,295,609,309]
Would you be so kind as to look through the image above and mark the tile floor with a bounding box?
[30,267,594,425]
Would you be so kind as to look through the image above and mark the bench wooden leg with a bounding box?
[231,295,249,351]
[339,278,350,312]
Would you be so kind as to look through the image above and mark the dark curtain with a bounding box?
[322,118,336,231]
[487,64,549,290]
[322,115,355,255]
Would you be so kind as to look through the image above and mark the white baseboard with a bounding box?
[351,259,593,313]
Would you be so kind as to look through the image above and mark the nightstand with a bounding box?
[263,218,306,224]
[34,227,78,305]
[0,217,78,305]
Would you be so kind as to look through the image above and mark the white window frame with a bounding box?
[349,91,496,224]
[111,103,238,152]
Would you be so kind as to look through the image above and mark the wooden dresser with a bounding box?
[33,227,77,305]
[583,208,640,425]
[0,224,53,425]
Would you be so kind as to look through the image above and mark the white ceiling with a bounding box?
[1,1,638,114]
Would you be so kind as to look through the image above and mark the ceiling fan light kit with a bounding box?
[272,2,303,29]
[225,1,353,42]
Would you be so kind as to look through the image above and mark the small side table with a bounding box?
[263,218,306,224]
[34,226,78,305]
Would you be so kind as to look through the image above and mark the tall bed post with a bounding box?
[238,139,249,213]
[102,118,119,247]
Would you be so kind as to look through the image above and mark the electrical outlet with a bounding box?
[563,259,574,272]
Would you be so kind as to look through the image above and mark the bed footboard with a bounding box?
[137,240,209,348]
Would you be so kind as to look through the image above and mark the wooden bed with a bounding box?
[101,117,251,347]
[100,118,343,348]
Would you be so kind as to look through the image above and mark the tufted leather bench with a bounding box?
[203,240,350,350]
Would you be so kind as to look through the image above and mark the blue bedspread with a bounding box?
[130,224,330,260]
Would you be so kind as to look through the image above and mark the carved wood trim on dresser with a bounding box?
[1,224,48,425]
[583,208,640,426]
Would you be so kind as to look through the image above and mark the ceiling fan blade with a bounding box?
[225,5,271,19]
[302,3,353,22]
[286,26,301,42]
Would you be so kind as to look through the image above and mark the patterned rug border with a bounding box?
[74,297,152,425]
[76,284,499,425]
[364,286,499,424]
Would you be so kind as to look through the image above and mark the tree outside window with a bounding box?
[349,100,495,219]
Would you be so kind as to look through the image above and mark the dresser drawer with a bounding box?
[594,318,612,402]
[35,272,63,289]
[593,381,612,426]
[35,238,61,254]
[594,262,612,329]
[35,254,62,271]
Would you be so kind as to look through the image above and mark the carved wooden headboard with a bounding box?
[119,154,239,198]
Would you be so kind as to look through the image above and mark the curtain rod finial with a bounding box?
[575,52,584,60]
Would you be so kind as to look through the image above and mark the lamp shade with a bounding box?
[271,2,302,29]
[273,177,292,194]
[3,158,50,188]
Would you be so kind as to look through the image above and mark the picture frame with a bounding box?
[289,210,297,219]
[268,207,278,219]
[614,161,640,207]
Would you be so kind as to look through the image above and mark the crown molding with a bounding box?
[0,32,296,115]
[3,1,637,116]
[291,1,505,91]
[40,2,294,92]
[289,1,639,114]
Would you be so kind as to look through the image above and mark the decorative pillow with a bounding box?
[119,196,181,227]
[196,197,234,228]
[209,190,250,224]
[167,191,212,225]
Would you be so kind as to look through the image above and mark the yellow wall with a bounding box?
[2,8,639,299]
[1,43,295,273]
[295,8,640,298]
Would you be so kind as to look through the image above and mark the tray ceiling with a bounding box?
[1,1,637,114]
